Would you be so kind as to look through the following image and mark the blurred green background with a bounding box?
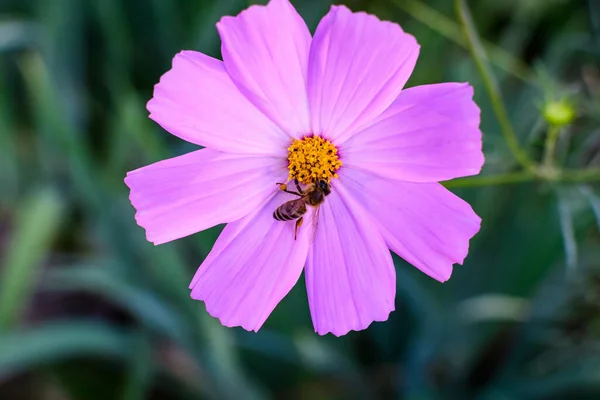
[1,0,600,399]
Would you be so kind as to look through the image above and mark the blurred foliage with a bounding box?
[1,0,600,399]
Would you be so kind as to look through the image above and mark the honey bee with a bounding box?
[273,179,331,240]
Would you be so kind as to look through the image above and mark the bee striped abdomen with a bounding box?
[273,209,295,221]
[273,199,306,221]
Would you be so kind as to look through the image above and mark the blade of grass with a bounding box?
[393,0,532,82]
[0,188,64,331]
[0,64,19,206]
[455,0,534,171]
[134,244,265,400]
[19,52,139,266]
[0,322,134,375]
[557,192,577,274]
[121,329,153,400]
[0,20,38,52]
[195,308,267,400]
[44,266,194,347]
[578,185,600,232]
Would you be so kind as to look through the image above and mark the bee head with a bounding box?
[317,180,331,196]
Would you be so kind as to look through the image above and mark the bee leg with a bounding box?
[276,182,302,197]
[294,179,304,194]
[294,217,304,240]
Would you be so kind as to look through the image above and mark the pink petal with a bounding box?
[305,186,395,336]
[147,51,288,155]
[217,0,311,136]
[307,5,419,143]
[340,168,481,282]
[190,192,311,332]
[125,148,287,245]
[342,83,484,182]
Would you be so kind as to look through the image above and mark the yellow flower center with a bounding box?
[286,136,342,184]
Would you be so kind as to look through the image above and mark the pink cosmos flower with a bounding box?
[125,0,484,336]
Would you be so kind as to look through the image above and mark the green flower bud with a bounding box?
[543,100,575,127]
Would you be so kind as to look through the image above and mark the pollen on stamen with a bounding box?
[286,136,342,184]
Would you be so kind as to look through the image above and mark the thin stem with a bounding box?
[455,0,535,171]
[394,0,532,82]
[561,167,600,182]
[542,125,561,167]
[445,167,600,188]
[444,171,535,188]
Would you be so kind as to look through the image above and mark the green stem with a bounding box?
[455,0,534,171]
[445,166,600,189]
[542,125,561,168]
[561,167,600,182]
[444,171,535,188]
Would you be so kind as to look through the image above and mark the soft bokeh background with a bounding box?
[1,0,600,399]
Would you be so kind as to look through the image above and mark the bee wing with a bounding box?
[283,198,307,215]
[309,204,321,244]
